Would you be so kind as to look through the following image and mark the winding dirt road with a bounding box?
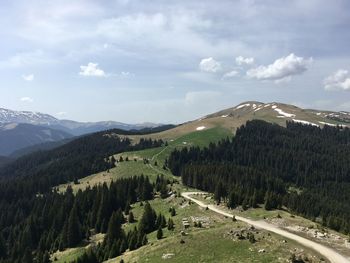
[182,191,350,263]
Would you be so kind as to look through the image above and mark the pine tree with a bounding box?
[170,207,176,217]
[141,234,148,245]
[67,204,81,247]
[139,202,156,233]
[167,218,175,230]
[108,240,120,259]
[128,211,135,223]
[128,230,138,250]
[105,211,123,247]
[156,226,163,240]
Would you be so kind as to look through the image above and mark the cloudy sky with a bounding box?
[1,0,350,123]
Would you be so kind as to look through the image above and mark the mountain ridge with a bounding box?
[0,107,164,135]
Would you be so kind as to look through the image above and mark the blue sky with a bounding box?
[0,0,350,123]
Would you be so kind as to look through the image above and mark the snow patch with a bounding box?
[272,105,278,109]
[318,121,338,127]
[292,119,319,127]
[221,114,228,118]
[274,108,295,118]
[196,126,206,131]
[182,142,187,145]
[277,116,286,118]
[236,103,250,109]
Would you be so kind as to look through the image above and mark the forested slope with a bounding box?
[0,128,166,263]
[168,120,350,233]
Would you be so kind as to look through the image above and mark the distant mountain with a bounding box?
[0,123,73,156]
[205,101,350,126]
[139,101,350,142]
[0,108,164,135]
[9,137,75,158]
[0,108,60,127]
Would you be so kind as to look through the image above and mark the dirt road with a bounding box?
[182,191,350,263]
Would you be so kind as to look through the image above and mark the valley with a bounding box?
[52,109,350,263]
[1,102,350,263]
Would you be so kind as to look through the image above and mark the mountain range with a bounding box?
[0,107,164,156]
[1,102,349,157]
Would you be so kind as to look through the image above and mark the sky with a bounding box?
[0,0,350,123]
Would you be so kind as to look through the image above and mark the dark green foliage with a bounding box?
[105,210,124,248]
[138,202,157,234]
[168,120,350,233]
[0,176,154,262]
[128,211,135,223]
[74,249,99,263]
[247,233,256,244]
[156,226,163,240]
[170,207,176,217]
[155,175,169,199]
[167,218,175,230]
[66,204,82,247]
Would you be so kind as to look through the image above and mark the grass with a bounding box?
[51,234,104,263]
[51,247,85,263]
[53,122,340,263]
[110,194,323,263]
[57,127,231,193]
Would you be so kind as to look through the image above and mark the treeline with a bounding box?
[0,176,155,263]
[0,132,163,200]
[168,120,350,233]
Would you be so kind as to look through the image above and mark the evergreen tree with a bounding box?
[156,226,163,240]
[139,202,156,234]
[167,218,175,230]
[105,211,124,247]
[170,207,176,216]
[128,211,135,223]
[66,204,82,247]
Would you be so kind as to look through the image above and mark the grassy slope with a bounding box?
[108,194,324,263]
[53,123,338,263]
[57,127,231,193]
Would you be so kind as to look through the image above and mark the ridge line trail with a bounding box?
[182,191,350,263]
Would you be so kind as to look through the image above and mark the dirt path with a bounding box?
[182,191,350,263]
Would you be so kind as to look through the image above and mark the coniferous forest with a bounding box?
[0,130,165,262]
[168,120,350,233]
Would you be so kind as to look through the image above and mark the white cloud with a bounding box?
[323,69,350,91]
[199,57,221,73]
[235,56,254,66]
[223,70,239,78]
[79,62,106,77]
[22,74,34,81]
[246,53,312,81]
[20,97,34,103]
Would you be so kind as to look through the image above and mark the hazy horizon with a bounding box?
[1,0,350,123]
